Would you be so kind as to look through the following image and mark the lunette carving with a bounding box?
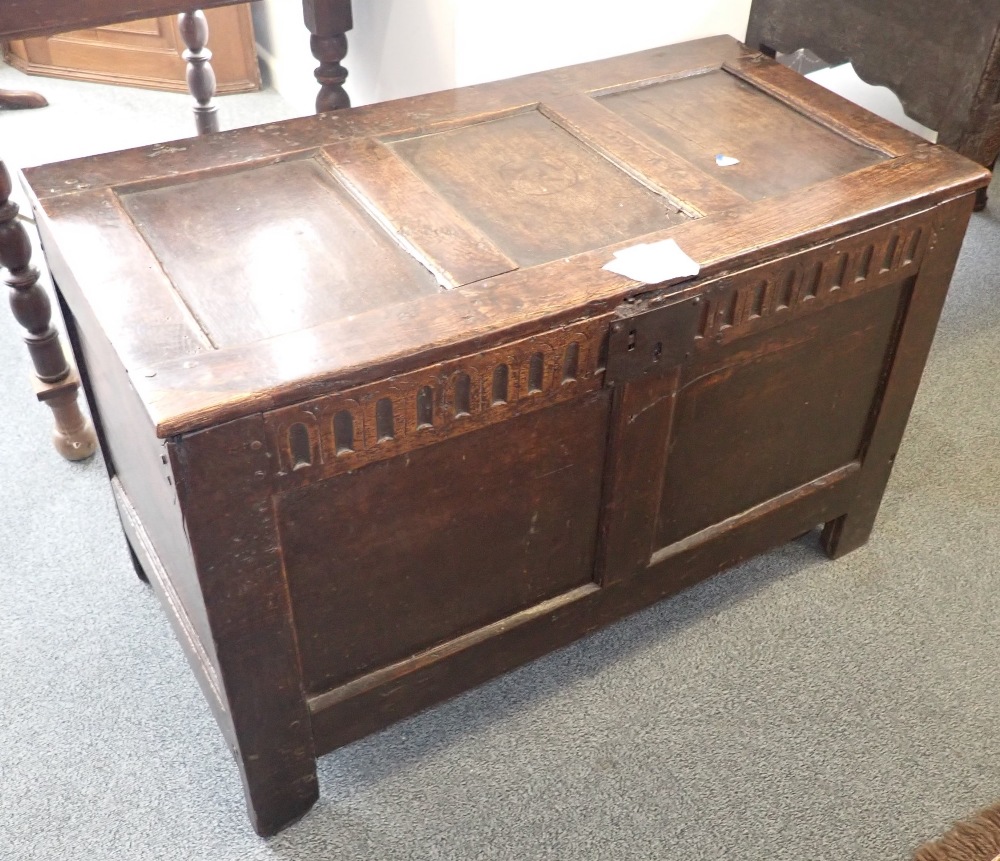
[265,319,609,487]
[693,215,930,350]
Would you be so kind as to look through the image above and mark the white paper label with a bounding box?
[602,238,701,285]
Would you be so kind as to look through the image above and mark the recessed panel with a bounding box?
[278,392,611,694]
[656,280,907,548]
[120,158,440,348]
[600,70,887,201]
[390,110,689,267]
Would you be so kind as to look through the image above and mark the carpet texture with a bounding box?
[1,63,999,861]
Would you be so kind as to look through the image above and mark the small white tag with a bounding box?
[602,238,700,285]
[715,154,740,167]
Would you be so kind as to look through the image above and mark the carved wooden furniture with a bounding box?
[1,1,354,115]
[745,0,1000,208]
[0,162,96,459]
[0,0,353,459]
[21,36,988,835]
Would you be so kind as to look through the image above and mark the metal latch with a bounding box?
[605,295,702,385]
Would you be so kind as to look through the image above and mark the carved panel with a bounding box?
[693,214,930,350]
[265,318,610,487]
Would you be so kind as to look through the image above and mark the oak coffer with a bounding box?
[23,36,989,835]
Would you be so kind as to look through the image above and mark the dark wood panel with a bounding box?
[540,94,749,216]
[34,191,211,370]
[319,140,518,288]
[598,69,887,201]
[308,468,857,754]
[390,109,689,267]
[656,278,907,548]
[65,307,217,656]
[723,56,921,158]
[120,157,441,348]
[110,477,234,750]
[278,391,612,693]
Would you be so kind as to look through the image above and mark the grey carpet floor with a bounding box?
[1,64,999,861]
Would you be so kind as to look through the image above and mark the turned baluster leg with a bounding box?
[0,161,96,461]
[178,10,219,135]
[304,0,354,112]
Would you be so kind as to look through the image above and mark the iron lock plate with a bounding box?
[605,295,702,385]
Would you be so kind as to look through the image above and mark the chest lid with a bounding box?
[23,35,988,437]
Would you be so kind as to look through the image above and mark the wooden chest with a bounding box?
[23,36,988,835]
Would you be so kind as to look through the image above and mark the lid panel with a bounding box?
[598,69,888,201]
[120,157,441,348]
[389,109,689,268]
[319,140,519,289]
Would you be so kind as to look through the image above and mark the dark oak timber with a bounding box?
[0,162,96,460]
[820,195,977,556]
[745,0,1000,208]
[170,418,319,836]
[178,10,220,135]
[304,0,353,111]
[22,37,989,834]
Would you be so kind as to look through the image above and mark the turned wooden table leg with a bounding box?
[178,10,219,135]
[304,0,353,112]
[0,161,96,461]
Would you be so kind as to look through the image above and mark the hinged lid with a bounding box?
[22,36,989,437]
